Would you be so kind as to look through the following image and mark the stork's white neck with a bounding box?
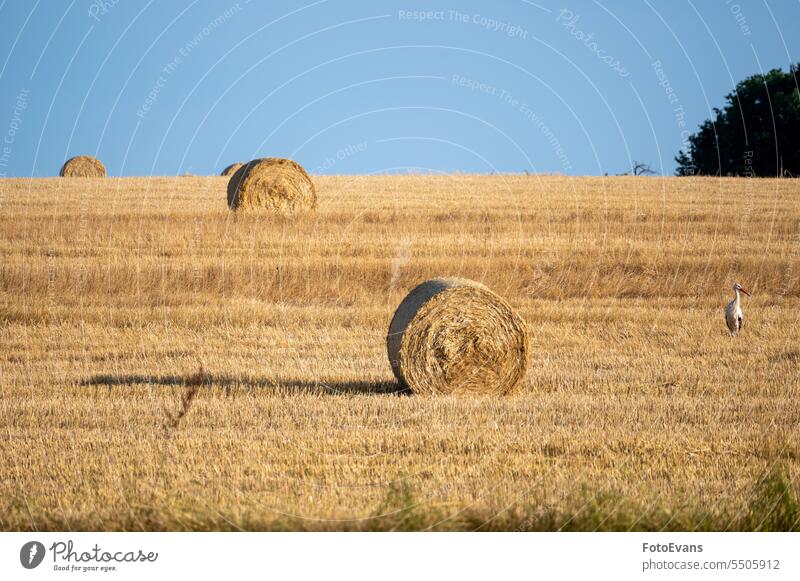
[734,289,741,305]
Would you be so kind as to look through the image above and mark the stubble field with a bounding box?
[1,174,798,531]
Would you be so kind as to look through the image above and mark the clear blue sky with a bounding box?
[0,0,797,177]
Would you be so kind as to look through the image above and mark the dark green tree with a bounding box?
[675,64,800,177]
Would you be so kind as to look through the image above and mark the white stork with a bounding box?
[725,282,750,335]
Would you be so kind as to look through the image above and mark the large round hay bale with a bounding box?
[387,278,530,395]
[60,156,106,177]
[221,162,244,177]
[226,157,316,212]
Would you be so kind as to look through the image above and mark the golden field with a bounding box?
[0,174,798,531]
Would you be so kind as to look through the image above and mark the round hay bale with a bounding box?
[221,162,244,177]
[60,156,106,177]
[226,157,316,213]
[387,278,530,395]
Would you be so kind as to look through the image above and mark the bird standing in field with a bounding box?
[725,282,750,335]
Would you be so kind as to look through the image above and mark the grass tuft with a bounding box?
[747,464,799,531]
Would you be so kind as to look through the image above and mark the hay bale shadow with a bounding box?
[768,351,799,364]
[81,373,408,396]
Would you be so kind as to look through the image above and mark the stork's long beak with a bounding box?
[740,288,751,296]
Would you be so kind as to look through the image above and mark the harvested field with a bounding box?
[0,174,798,531]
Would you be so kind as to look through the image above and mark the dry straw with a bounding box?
[387,278,530,395]
[59,156,106,177]
[221,162,244,177]
[226,157,316,213]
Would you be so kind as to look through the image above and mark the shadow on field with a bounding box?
[768,350,799,363]
[81,373,408,396]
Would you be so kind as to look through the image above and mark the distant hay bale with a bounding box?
[221,162,244,177]
[387,278,529,395]
[60,156,106,177]
[226,158,316,213]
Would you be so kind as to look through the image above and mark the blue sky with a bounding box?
[0,0,797,177]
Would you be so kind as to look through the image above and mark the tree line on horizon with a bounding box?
[675,64,799,177]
